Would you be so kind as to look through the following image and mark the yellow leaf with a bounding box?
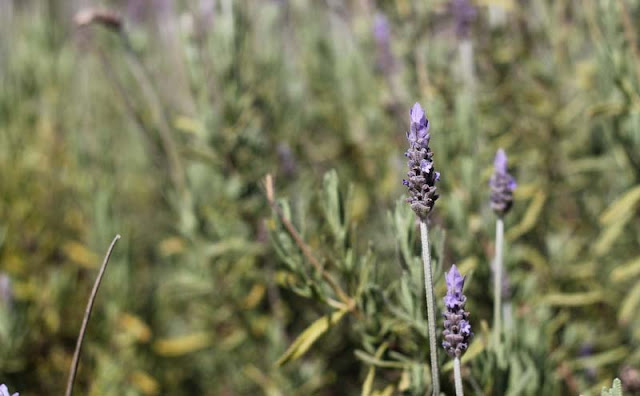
[593,221,628,257]
[619,282,640,325]
[507,191,546,241]
[600,185,640,225]
[243,364,282,396]
[130,371,159,395]
[512,183,538,199]
[372,385,395,396]
[158,237,186,257]
[173,115,204,136]
[542,291,604,306]
[118,313,152,343]
[611,256,640,283]
[397,370,410,392]
[362,343,388,396]
[62,241,100,269]
[153,332,211,357]
[276,309,348,366]
[243,283,266,309]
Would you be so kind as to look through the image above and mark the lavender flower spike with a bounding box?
[403,103,440,220]
[443,265,473,358]
[373,12,394,73]
[450,0,477,39]
[0,384,19,396]
[489,149,516,216]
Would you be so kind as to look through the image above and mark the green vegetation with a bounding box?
[0,1,639,395]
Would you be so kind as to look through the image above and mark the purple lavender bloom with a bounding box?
[442,265,473,358]
[0,384,19,396]
[450,0,477,39]
[373,12,394,73]
[489,149,516,216]
[373,13,390,46]
[403,103,439,220]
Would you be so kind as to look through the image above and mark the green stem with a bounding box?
[420,220,440,396]
[453,357,464,396]
[493,218,504,350]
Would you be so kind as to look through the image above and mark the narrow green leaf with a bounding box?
[593,221,628,257]
[442,337,486,372]
[354,350,408,369]
[569,347,627,370]
[507,191,546,241]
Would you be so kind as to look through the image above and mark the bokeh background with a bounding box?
[1,1,640,395]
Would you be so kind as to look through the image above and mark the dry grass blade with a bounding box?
[65,235,121,396]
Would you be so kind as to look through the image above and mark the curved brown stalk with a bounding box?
[65,235,121,396]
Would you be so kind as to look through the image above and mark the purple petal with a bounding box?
[420,159,432,173]
[494,148,507,173]
[445,264,465,294]
[406,130,416,144]
[410,103,426,126]
[460,320,471,335]
[373,13,390,44]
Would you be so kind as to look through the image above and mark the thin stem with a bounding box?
[453,357,464,396]
[458,39,475,90]
[264,175,355,312]
[617,0,640,85]
[420,220,440,396]
[493,218,504,350]
[65,235,121,396]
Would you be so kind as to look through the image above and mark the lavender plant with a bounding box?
[442,265,473,396]
[403,102,441,394]
[489,149,515,354]
[601,378,623,396]
[4,2,640,394]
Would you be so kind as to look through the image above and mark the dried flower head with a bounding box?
[442,265,473,358]
[0,384,19,396]
[489,149,516,216]
[620,365,640,393]
[403,103,440,220]
[74,9,122,31]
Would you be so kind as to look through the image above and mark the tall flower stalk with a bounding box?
[442,265,473,396]
[403,103,441,395]
[489,149,516,351]
[450,0,477,88]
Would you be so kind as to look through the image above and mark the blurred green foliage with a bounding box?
[1,1,640,395]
